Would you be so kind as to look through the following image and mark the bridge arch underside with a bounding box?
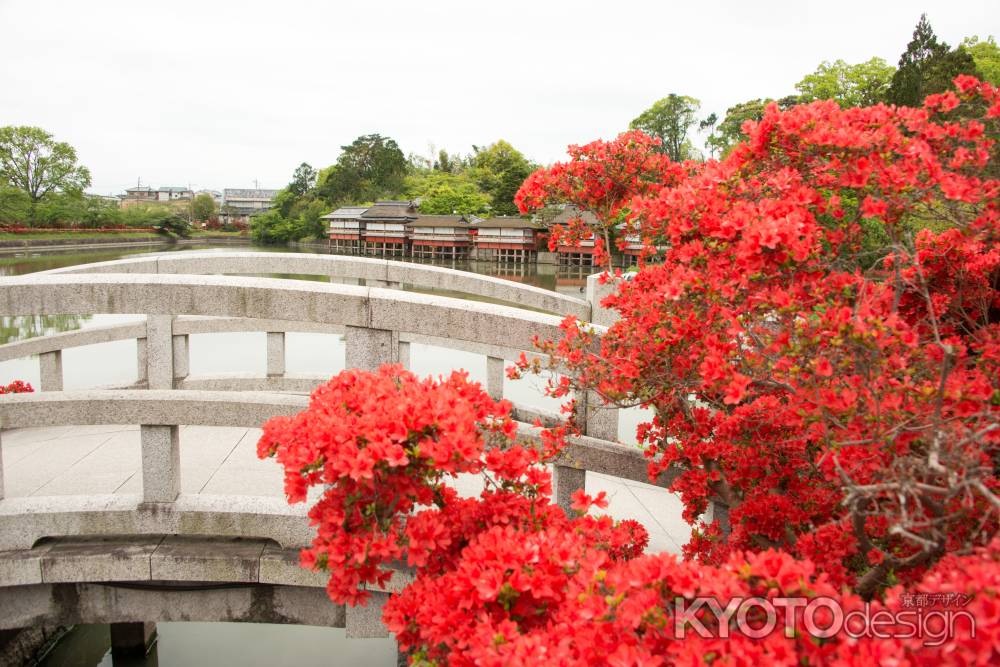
[0,535,395,636]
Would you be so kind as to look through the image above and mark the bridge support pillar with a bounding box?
[266,332,285,377]
[345,591,389,638]
[141,425,180,503]
[110,622,156,659]
[344,326,398,371]
[486,356,504,401]
[145,315,174,390]
[553,465,586,515]
[39,351,63,392]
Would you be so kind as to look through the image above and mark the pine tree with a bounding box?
[887,14,979,106]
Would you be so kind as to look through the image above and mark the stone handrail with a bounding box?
[0,390,664,546]
[39,250,592,319]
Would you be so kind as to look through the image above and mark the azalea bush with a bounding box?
[260,77,1000,665]
[0,380,33,394]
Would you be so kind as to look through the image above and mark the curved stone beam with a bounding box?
[41,250,592,319]
[0,582,346,630]
[0,494,311,552]
[0,389,307,429]
[0,274,571,353]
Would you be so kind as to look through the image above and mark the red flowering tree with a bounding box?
[0,380,32,394]
[514,76,1000,596]
[259,77,1000,665]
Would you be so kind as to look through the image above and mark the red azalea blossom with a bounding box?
[259,78,1000,665]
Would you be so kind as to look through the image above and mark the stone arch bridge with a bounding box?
[0,252,709,657]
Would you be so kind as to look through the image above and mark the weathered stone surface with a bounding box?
[0,494,311,551]
[266,332,285,377]
[38,351,63,392]
[345,326,398,371]
[259,544,328,588]
[553,465,586,514]
[145,314,174,390]
[586,272,621,327]
[0,582,346,630]
[0,541,50,586]
[177,374,324,393]
[141,425,180,503]
[369,288,566,352]
[151,535,265,583]
[0,389,308,431]
[171,334,189,380]
[346,590,390,638]
[43,251,589,318]
[40,536,158,583]
[486,356,504,401]
[585,390,619,442]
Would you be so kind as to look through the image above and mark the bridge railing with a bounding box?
[39,250,593,319]
[0,272,638,510]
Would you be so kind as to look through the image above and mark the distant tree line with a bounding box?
[251,135,536,244]
[3,14,993,245]
[632,15,998,161]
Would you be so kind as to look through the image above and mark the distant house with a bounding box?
[360,201,417,257]
[408,215,472,259]
[220,188,279,225]
[473,216,545,263]
[324,206,370,253]
[121,185,193,208]
[156,186,193,201]
[550,205,600,267]
[195,189,223,204]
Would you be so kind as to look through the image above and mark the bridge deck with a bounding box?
[1,424,691,554]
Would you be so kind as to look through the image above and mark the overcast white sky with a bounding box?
[1,0,995,195]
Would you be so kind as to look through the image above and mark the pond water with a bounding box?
[3,241,642,667]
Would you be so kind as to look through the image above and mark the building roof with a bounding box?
[125,186,154,193]
[223,188,279,199]
[408,215,468,228]
[549,205,600,226]
[477,216,543,230]
[322,206,370,220]
[158,186,191,192]
[361,201,418,221]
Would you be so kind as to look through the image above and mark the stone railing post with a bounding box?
[345,590,390,639]
[145,315,175,390]
[553,465,586,515]
[266,332,285,377]
[708,500,732,539]
[584,390,618,442]
[136,337,148,385]
[344,326,399,371]
[0,432,5,500]
[38,350,63,392]
[585,272,620,327]
[140,424,180,503]
[486,356,504,401]
[172,334,189,382]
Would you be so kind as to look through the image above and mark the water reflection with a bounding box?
[39,623,397,667]
[0,314,90,344]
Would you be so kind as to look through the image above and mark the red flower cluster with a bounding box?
[0,380,33,394]
[514,76,1000,595]
[257,366,645,605]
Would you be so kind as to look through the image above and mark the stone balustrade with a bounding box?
[0,260,725,642]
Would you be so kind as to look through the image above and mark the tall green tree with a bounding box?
[629,94,701,161]
[190,193,217,221]
[289,162,317,197]
[795,58,895,107]
[470,140,534,215]
[317,134,407,204]
[887,14,979,106]
[706,99,770,158]
[0,126,91,202]
[962,35,1000,85]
